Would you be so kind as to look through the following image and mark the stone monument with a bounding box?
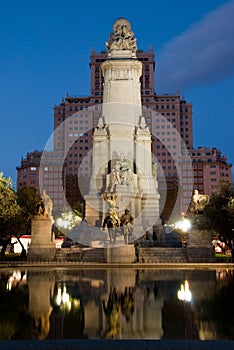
[187,190,215,262]
[84,18,160,255]
[28,190,56,261]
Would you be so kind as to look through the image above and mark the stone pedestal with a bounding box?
[28,215,56,261]
[187,229,215,262]
[104,244,135,263]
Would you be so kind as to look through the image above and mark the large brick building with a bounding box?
[17,47,232,222]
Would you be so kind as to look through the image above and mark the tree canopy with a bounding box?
[0,173,22,236]
[0,173,41,255]
[193,181,234,241]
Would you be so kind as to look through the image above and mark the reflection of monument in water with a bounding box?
[84,18,160,240]
[25,269,217,340]
[28,271,55,340]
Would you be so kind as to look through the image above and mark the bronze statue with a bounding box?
[120,209,134,244]
[102,193,120,244]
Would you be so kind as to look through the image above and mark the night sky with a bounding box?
[1,0,234,186]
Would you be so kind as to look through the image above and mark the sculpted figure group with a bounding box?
[110,153,132,192]
[102,286,135,339]
[106,18,137,55]
[102,193,133,245]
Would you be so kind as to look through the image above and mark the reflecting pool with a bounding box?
[0,268,233,340]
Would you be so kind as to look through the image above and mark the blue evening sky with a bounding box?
[1,0,234,186]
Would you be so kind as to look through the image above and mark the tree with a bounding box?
[16,186,41,234]
[0,173,22,255]
[14,187,41,256]
[194,181,234,242]
[0,172,41,256]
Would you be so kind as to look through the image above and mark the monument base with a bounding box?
[28,215,56,261]
[28,246,56,262]
[104,244,135,263]
[187,229,215,262]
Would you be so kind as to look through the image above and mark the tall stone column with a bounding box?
[84,18,160,245]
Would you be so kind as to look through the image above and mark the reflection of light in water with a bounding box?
[7,270,27,291]
[216,269,233,281]
[177,280,192,302]
[91,279,104,288]
[55,284,80,312]
[56,285,70,309]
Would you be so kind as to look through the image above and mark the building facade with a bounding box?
[191,147,231,196]
[16,43,232,221]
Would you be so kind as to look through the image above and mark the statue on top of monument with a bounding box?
[105,18,137,57]
[37,190,53,218]
[189,189,209,214]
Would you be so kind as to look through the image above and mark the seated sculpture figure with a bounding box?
[39,190,53,218]
[105,18,137,55]
[115,153,132,185]
[190,189,209,214]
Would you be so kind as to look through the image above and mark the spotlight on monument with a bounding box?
[175,218,191,233]
[56,217,69,230]
[56,211,82,234]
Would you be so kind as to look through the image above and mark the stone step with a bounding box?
[55,247,106,263]
[138,247,188,263]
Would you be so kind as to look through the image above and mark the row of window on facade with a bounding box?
[56,110,184,121]
[68,160,89,164]
[68,167,89,173]
[67,147,89,152]
[68,133,90,138]
[55,128,90,134]
[56,137,89,143]
[53,200,65,206]
[155,137,179,143]
[57,104,102,114]
[191,178,218,183]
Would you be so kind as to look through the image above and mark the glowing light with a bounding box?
[56,211,82,232]
[175,218,191,233]
[177,280,192,302]
[55,284,72,311]
[56,218,69,229]
[6,270,26,291]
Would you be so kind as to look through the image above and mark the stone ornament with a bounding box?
[105,17,137,57]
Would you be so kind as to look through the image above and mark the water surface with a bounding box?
[0,267,233,340]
